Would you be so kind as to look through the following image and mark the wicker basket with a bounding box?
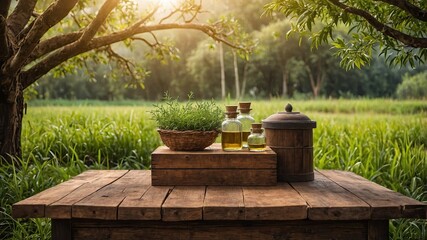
[157,129,220,151]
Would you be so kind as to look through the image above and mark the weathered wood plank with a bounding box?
[243,183,307,220]
[118,170,152,196]
[152,169,276,186]
[12,170,116,218]
[321,170,427,219]
[290,171,371,220]
[118,185,172,220]
[151,144,277,186]
[203,186,244,220]
[45,170,129,219]
[162,186,205,221]
[152,144,276,169]
[71,219,368,240]
[72,170,148,220]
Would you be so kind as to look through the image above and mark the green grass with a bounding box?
[28,98,427,114]
[22,107,160,169]
[1,99,426,239]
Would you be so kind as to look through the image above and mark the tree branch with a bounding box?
[28,5,158,64]
[376,0,427,22]
[27,32,83,63]
[130,36,156,47]
[77,0,119,45]
[328,0,427,48]
[6,0,37,36]
[7,0,79,75]
[105,45,137,80]
[21,22,244,89]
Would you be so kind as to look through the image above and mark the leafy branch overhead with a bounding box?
[0,0,253,92]
[264,0,427,69]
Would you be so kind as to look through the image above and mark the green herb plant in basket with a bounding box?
[150,93,223,151]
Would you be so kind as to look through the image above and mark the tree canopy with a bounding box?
[265,0,427,69]
[0,0,251,159]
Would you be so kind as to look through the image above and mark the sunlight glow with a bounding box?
[157,0,178,8]
[132,0,180,10]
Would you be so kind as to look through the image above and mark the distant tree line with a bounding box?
[34,1,427,101]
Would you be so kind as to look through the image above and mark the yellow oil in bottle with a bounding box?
[221,131,242,151]
[241,131,250,148]
[247,123,266,152]
[248,143,266,151]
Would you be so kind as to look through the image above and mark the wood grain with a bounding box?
[321,170,427,219]
[12,170,124,218]
[368,220,389,240]
[265,128,314,182]
[290,171,370,220]
[152,144,276,169]
[52,219,72,240]
[69,219,368,240]
[72,171,148,220]
[203,186,244,220]
[152,169,277,186]
[13,169,427,225]
[118,185,172,220]
[162,186,206,221]
[243,183,307,220]
[151,143,277,186]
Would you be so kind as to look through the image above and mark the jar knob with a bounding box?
[285,103,293,113]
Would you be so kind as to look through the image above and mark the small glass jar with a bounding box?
[221,105,242,151]
[247,123,266,152]
[237,102,255,148]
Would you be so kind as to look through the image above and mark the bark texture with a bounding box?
[0,78,23,160]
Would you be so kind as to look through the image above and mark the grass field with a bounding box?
[1,99,426,239]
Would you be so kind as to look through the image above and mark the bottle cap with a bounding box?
[238,102,252,113]
[225,105,238,117]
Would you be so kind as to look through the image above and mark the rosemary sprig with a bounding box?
[150,93,223,131]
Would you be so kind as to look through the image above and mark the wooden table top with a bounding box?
[12,170,426,221]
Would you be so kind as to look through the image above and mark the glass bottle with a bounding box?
[221,105,242,151]
[237,102,255,148]
[247,123,266,152]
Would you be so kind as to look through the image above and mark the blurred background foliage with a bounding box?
[31,0,427,102]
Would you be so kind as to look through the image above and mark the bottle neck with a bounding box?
[251,127,264,134]
[226,113,238,119]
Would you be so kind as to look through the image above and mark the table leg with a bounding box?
[368,220,389,240]
[52,219,72,240]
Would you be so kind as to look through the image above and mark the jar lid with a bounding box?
[262,103,316,129]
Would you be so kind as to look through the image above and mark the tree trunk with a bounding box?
[240,62,248,99]
[0,77,24,161]
[282,69,288,98]
[305,65,320,99]
[219,42,226,100]
[232,50,240,100]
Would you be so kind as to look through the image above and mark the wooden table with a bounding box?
[13,170,426,240]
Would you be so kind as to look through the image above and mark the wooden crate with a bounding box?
[151,143,277,186]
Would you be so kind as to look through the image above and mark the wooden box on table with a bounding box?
[151,143,277,186]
